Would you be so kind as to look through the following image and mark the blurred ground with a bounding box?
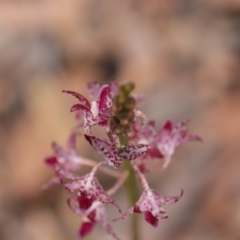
[0,0,240,240]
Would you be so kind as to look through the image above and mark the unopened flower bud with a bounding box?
[110,82,136,134]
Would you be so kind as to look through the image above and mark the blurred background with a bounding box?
[0,0,240,240]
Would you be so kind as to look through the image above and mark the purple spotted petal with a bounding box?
[62,90,91,110]
[70,103,89,112]
[83,109,95,127]
[97,85,112,112]
[84,135,122,168]
[154,189,184,205]
[94,107,113,125]
[51,142,66,159]
[181,134,203,144]
[42,177,60,190]
[118,144,149,160]
[98,107,113,118]
[113,207,134,222]
[160,120,173,132]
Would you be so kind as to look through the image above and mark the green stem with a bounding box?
[123,161,140,240]
[119,134,140,240]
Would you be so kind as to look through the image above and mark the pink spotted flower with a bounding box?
[114,163,183,227]
[63,82,117,134]
[43,133,84,188]
[68,195,121,240]
[64,162,121,212]
[115,188,183,227]
[131,119,201,169]
[65,162,122,239]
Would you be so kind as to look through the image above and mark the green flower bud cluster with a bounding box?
[110,82,136,134]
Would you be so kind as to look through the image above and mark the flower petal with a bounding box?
[97,85,112,111]
[77,195,95,211]
[70,103,89,112]
[113,207,134,222]
[145,211,159,227]
[78,221,95,238]
[118,144,149,160]
[62,90,91,110]
[181,134,203,144]
[102,216,121,240]
[46,132,85,179]
[45,156,58,168]
[155,189,183,205]
[84,135,122,168]
[130,120,155,143]
[83,110,95,128]
[146,147,163,159]
[89,202,121,240]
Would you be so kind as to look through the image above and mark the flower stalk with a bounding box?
[119,133,140,240]
[123,160,140,240]
[113,82,141,240]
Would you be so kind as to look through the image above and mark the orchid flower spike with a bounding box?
[63,82,117,134]
[43,80,202,240]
